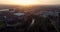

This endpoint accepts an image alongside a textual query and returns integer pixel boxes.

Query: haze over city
[0,0,60,32]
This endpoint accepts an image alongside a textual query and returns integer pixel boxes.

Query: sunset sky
[0,0,60,5]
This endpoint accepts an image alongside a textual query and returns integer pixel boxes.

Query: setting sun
[9,0,39,5]
[0,0,60,5]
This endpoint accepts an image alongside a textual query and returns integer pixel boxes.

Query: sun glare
[10,0,39,5]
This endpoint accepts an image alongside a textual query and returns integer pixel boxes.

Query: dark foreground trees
[0,14,59,32]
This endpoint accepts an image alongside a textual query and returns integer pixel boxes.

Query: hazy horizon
[0,0,60,5]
